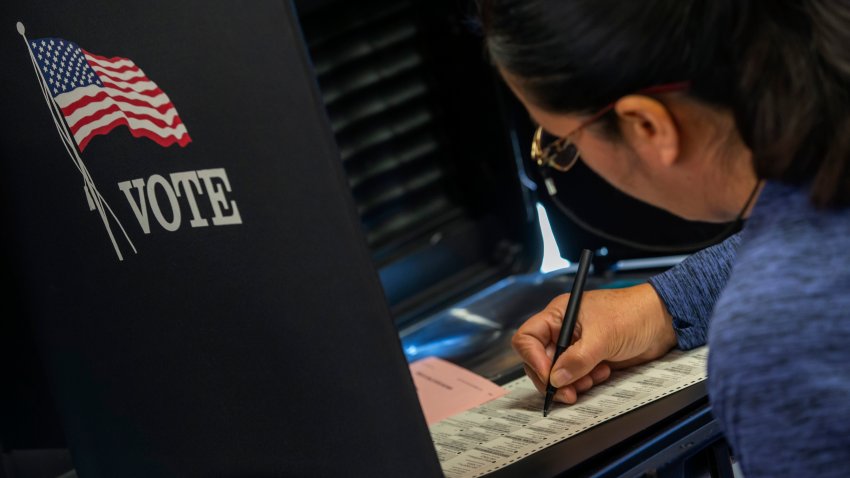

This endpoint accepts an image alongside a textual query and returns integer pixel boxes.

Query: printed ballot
[430,347,708,478]
[410,356,509,425]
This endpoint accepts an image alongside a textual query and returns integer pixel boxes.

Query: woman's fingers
[513,332,551,385]
[512,299,568,384]
[513,285,680,409]
[522,365,613,406]
[523,364,546,393]
[572,375,594,393]
[557,386,577,404]
[590,362,612,383]
[548,334,608,388]
[569,362,611,394]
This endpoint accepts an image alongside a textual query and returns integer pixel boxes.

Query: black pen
[543,248,594,417]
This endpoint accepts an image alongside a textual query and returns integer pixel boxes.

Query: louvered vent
[299,1,462,260]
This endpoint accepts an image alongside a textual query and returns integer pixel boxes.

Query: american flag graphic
[28,37,191,151]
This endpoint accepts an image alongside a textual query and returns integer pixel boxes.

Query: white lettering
[196,168,242,226]
[118,168,242,234]
[146,174,181,232]
[118,178,151,234]
[169,171,209,228]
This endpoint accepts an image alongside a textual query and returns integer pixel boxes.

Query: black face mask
[536,165,762,254]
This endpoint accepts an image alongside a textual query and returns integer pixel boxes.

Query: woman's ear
[614,95,680,167]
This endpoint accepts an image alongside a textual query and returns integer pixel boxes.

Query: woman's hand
[511,283,678,404]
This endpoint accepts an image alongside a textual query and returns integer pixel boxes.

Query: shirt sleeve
[647,233,742,350]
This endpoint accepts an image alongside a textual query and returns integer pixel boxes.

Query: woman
[479,0,850,476]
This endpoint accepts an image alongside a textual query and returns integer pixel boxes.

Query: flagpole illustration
[17,21,136,261]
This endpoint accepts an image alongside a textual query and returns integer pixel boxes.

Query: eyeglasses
[530,81,692,172]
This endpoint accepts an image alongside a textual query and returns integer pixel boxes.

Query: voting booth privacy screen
[0,1,442,476]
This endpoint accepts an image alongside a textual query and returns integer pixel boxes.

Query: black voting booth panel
[0,1,441,476]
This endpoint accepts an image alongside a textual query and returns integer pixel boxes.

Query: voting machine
[1,0,736,477]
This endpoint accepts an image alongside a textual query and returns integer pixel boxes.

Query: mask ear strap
[735,179,764,224]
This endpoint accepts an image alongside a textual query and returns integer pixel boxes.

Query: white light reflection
[536,202,571,273]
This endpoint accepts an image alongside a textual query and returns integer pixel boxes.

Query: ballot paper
[411,356,509,425]
[430,347,708,478]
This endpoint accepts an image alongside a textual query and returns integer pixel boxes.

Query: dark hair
[479,0,850,207]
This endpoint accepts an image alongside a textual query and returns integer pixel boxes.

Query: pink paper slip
[410,356,509,425]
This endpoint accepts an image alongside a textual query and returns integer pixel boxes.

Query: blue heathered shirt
[648,181,850,477]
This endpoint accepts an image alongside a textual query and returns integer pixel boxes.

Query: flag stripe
[75,116,191,151]
[109,88,173,107]
[124,126,191,148]
[81,50,135,68]
[54,85,108,109]
[68,103,122,134]
[91,66,147,82]
[73,110,189,148]
[87,63,141,75]
[76,116,125,150]
[57,87,176,117]
[121,109,184,129]
[68,102,185,136]
[104,90,173,107]
[59,90,113,116]
[95,71,148,85]
[64,97,182,128]
[100,78,162,94]
[56,85,172,109]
